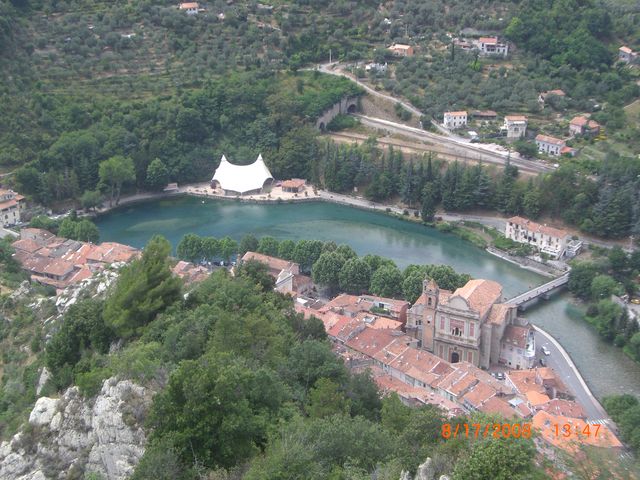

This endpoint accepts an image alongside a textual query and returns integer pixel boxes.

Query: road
[314,62,555,175]
[534,327,611,426]
[355,115,555,175]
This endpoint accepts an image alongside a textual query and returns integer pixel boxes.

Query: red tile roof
[502,324,531,349]
[535,134,565,146]
[508,216,569,239]
[448,279,502,318]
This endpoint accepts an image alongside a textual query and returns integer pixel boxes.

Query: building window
[428,297,432,306]
[440,318,445,330]
[467,351,472,363]
[452,327,462,337]
[469,323,474,337]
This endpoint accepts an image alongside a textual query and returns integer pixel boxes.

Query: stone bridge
[315,95,359,131]
[505,273,570,311]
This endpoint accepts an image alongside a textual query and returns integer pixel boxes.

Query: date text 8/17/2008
[441,423,531,439]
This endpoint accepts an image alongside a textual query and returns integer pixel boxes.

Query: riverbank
[94,184,572,280]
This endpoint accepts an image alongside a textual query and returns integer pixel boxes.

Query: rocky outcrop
[0,378,152,480]
[400,458,451,480]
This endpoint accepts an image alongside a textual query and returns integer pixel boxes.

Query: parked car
[541,346,551,356]
[496,372,505,380]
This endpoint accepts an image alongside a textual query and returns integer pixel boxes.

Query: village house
[532,410,622,451]
[569,115,600,136]
[365,62,387,73]
[505,216,570,259]
[535,134,566,156]
[320,293,410,324]
[475,37,508,57]
[240,251,313,295]
[12,228,139,292]
[470,110,497,121]
[281,179,306,193]
[0,189,24,227]
[388,44,414,57]
[502,115,527,139]
[172,260,209,284]
[406,278,536,369]
[443,111,468,130]
[296,294,588,426]
[178,2,200,14]
[619,46,638,65]
[538,90,566,106]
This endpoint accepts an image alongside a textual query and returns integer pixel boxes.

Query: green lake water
[95,196,640,399]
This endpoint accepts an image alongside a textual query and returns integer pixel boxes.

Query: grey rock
[0,378,152,480]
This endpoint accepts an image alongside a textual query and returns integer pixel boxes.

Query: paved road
[534,327,611,425]
[314,62,557,175]
[356,115,555,175]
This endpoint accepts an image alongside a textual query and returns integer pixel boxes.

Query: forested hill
[0,0,638,217]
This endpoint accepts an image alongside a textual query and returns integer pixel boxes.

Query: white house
[619,46,638,65]
[443,111,468,130]
[505,216,569,259]
[0,189,24,227]
[502,115,527,139]
[535,134,565,156]
[178,2,199,14]
[476,37,509,57]
[388,44,414,57]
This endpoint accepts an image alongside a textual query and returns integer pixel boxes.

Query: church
[406,278,536,370]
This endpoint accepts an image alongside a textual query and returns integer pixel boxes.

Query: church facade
[406,278,535,370]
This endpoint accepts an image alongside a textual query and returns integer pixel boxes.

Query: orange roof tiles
[43,259,75,278]
[508,216,569,239]
[487,303,511,326]
[462,381,497,409]
[532,411,622,451]
[179,2,199,9]
[506,369,546,395]
[445,111,467,116]
[619,46,633,54]
[12,238,42,254]
[449,279,502,318]
[281,179,306,189]
[535,134,565,146]
[526,390,551,407]
[539,399,586,419]
[505,115,527,122]
[479,396,518,418]
[502,324,531,349]
[479,37,498,44]
[570,115,589,127]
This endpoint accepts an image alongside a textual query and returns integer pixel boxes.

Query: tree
[293,240,324,273]
[257,236,280,257]
[339,258,371,294]
[57,217,99,243]
[236,259,275,292]
[421,182,437,222]
[99,155,135,207]
[312,252,347,292]
[80,190,103,211]
[453,437,536,480]
[148,355,288,469]
[177,234,204,263]
[370,265,403,298]
[568,261,600,299]
[219,237,238,263]
[402,270,425,304]
[239,234,259,256]
[201,237,220,262]
[305,378,350,419]
[145,158,169,191]
[590,274,622,300]
[278,240,296,260]
[104,236,182,338]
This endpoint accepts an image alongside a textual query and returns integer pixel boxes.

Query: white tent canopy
[211,154,274,194]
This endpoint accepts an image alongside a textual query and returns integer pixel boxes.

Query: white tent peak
[211,154,274,195]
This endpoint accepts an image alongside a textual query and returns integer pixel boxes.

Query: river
[95,196,640,400]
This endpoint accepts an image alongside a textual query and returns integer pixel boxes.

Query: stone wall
[315,96,359,130]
